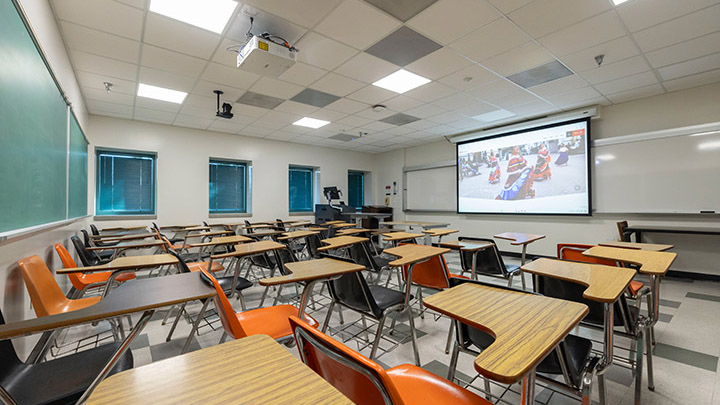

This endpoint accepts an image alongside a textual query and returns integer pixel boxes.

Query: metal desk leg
[520,244,527,290]
[298,279,322,319]
[471,250,478,280]
[521,369,536,405]
[181,298,210,354]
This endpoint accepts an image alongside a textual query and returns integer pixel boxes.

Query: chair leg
[238,292,247,311]
[634,328,644,405]
[259,286,270,307]
[521,271,526,290]
[161,305,176,325]
[507,274,514,287]
[406,306,421,366]
[444,322,454,354]
[338,304,344,325]
[646,327,655,391]
[598,374,607,405]
[369,315,387,361]
[447,340,460,381]
[388,316,397,335]
[322,301,335,333]
[417,286,424,320]
[361,314,370,342]
[219,331,228,344]
[166,302,187,342]
[272,285,283,306]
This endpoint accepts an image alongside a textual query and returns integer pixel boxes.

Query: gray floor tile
[686,292,720,303]
[653,343,718,372]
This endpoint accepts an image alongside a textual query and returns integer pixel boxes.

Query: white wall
[374,83,720,276]
[88,115,377,227]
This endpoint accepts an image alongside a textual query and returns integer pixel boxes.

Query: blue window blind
[347,171,364,209]
[96,150,156,216]
[209,160,247,214]
[289,166,314,212]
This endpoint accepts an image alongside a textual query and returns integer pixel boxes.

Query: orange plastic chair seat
[47,296,101,316]
[387,364,492,405]
[236,305,318,340]
[628,280,643,296]
[74,271,136,290]
[187,261,225,273]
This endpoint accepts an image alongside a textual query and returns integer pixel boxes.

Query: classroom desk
[317,236,368,252]
[422,228,459,244]
[213,240,287,299]
[598,241,674,251]
[322,220,346,226]
[0,272,215,404]
[277,230,320,241]
[622,225,720,243]
[383,244,450,268]
[87,334,351,405]
[99,226,147,233]
[494,232,546,289]
[187,234,252,248]
[346,211,392,226]
[86,240,166,259]
[336,227,373,236]
[285,220,312,228]
[382,220,450,231]
[90,233,157,242]
[330,222,357,229]
[245,229,284,239]
[183,230,234,239]
[381,231,424,246]
[435,239,493,280]
[242,223,276,230]
[423,283,588,405]
[260,258,364,318]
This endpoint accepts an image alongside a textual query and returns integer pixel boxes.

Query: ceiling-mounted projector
[237,35,296,77]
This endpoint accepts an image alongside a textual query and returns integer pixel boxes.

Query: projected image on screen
[457,118,590,215]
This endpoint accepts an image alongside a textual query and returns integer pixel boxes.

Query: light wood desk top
[598,241,673,251]
[278,230,320,241]
[330,223,357,229]
[182,226,211,232]
[58,254,179,274]
[317,236,368,252]
[286,220,311,227]
[423,229,459,237]
[583,246,676,276]
[260,258,365,287]
[337,228,372,236]
[88,334,351,405]
[423,283,588,384]
[494,232,546,245]
[0,272,214,340]
[90,233,157,242]
[436,239,493,251]
[242,223,276,230]
[187,235,252,248]
[308,226,326,232]
[382,232,424,242]
[384,244,450,267]
[182,230,234,239]
[323,220,346,225]
[86,240,166,251]
[383,221,449,228]
[247,229,284,237]
[99,226,147,232]
[522,258,636,303]
[212,240,286,259]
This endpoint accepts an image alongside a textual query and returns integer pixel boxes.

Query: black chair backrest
[71,236,99,266]
[457,237,508,277]
[80,229,92,247]
[306,234,323,259]
[326,226,338,238]
[322,253,383,319]
[0,308,23,373]
[244,220,254,234]
[203,221,209,227]
[89,224,100,236]
[166,249,191,274]
[348,242,380,273]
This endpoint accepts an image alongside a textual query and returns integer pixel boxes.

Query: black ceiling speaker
[214,90,233,119]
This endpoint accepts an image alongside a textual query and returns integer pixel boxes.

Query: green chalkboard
[68,113,88,219]
[0,0,69,232]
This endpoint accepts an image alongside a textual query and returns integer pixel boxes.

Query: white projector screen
[457,118,591,215]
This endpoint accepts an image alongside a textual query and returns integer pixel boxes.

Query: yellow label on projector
[258,41,269,51]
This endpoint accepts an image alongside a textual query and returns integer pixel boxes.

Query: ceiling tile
[645,32,720,69]
[225,8,306,45]
[77,71,137,95]
[538,11,626,56]
[337,115,373,127]
[407,0,500,45]
[486,0,534,14]
[208,119,246,134]
[579,55,650,85]
[138,66,195,92]
[143,13,222,59]
[438,65,498,90]
[428,110,469,124]
[53,0,143,40]
[134,107,177,124]
[141,45,207,78]
[505,99,556,117]
[526,74,588,98]
[249,77,304,99]
[366,26,442,66]
[60,22,140,64]
[202,62,260,89]
[632,4,720,52]
[379,113,421,125]
[404,48,472,80]
[432,93,479,110]
[482,42,556,77]
[236,91,285,109]
[334,52,400,84]
[662,68,720,92]
[263,110,303,124]
[382,125,415,135]
[466,79,525,101]
[355,107,396,119]
[558,36,639,73]
[70,50,138,81]
[291,88,342,107]
[506,61,574,88]
[657,52,720,81]
[450,18,529,62]
[275,100,321,115]
[83,87,135,105]
[315,0,400,49]
[115,0,145,9]
[404,119,439,130]
[403,81,456,102]
[364,0,438,22]
[135,96,183,113]
[242,0,343,28]
[86,99,134,115]
[405,103,447,118]
[173,115,214,130]
[363,121,396,131]
[278,62,327,86]
[179,94,217,117]
[594,71,658,94]
[383,95,424,112]
[617,0,719,33]
[295,32,358,70]
[541,86,602,106]
[325,98,370,114]
[265,131,299,141]
[346,85,396,104]
[454,101,497,117]
[250,118,287,131]
[486,91,541,109]
[509,0,610,38]
[192,80,245,101]
[212,38,241,67]
[605,83,665,104]
[307,108,347,122]
[310,73,365,96]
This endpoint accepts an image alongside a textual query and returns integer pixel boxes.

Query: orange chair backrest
[399,243,450,289]
[557,243,617,266]
[17,255,69,317]
[289,316,401,405]
[53,243,86,290]
[198,267,245,339]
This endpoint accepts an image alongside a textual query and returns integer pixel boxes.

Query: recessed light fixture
[293,117,330,129]
[149,0,238,34]
[137,83,187,104]
[612,0,630,5]
[698,140,720,151]
[373,69,430,94]
[472,109,515,123]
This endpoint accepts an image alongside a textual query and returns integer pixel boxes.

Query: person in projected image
[488,152,501,184]
[496,146,535,200]
[555,143,570,166]
[532,143,552,181]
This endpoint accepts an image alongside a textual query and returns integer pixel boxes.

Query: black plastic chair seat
[96,250,114,261]
[368,285,411,312]
[505,264,520,274]
[215,275,253,295]
[536,334,593,388]
[1,342,133,405]
[372,255,392,269]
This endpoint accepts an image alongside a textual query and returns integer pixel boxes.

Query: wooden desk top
[494,232,546,245]
[436,239,493,251]
[0,273,214,340]
[317,236,368,252]
[583,246,676,276]
[323,220,346,225]
[183,230,234,239]
[212,240,286,259]
[521,258,636,303]
[336,228,372,236]
[423,229,459,237]
[100,226,147,232]
[308,226,326,231]
[384,244,450,267]
[183,226,211,232]
[90,233,157,242]
[330,223,357,229]
[260,258,365,287]
[423,283,588,384]
[88,334,351,405]
[382,232,424,242]
[286,220,311,227]
[86,240,166,251]
[58,254,179,274]
[242,223,275,230]
[187,235,252,248]
[598,241,673,251]
[247,230,284,237]
[383,221,449,227]
[278,230,320,241]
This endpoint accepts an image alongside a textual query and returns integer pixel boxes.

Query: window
[347,171,364,209]
[209,159,248,214]
[96,150,156,216]
[289,166,314,212]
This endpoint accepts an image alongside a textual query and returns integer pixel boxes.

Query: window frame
[95,148,157,217]
[208,158,251,215]
[288,165,316,213]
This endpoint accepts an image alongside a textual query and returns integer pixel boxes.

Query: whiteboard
[592,127,720,214]
[405,164,456,211]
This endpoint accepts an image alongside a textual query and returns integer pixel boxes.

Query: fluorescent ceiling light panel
[612,0,630,4]
[472,109,515,123]
[698,140,720,151]
[293,117,330,129]
[373,69,431,94]
[137,83,187,104]
[149,0,237,34]
[595,154,616,161]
